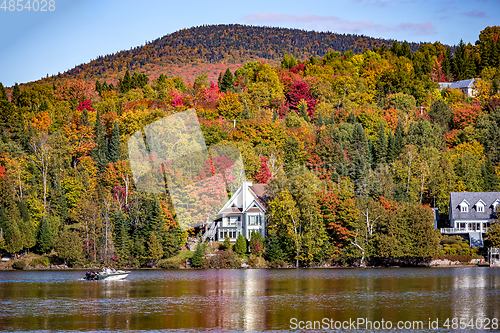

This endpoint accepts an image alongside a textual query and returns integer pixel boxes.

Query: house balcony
[440,227,489,234]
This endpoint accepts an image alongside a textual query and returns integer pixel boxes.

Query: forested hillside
[1,25,500,268]
[31,24,426,86]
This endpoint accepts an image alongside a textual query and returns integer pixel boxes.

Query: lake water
[1,268,500,332]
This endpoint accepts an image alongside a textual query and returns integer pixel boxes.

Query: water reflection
[1,268,500,332]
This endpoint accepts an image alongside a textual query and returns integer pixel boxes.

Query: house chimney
[242,180,252,210]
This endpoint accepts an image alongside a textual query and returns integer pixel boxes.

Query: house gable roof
[218,182,268,215]
[450,192,500,219]
[439,78,476,90]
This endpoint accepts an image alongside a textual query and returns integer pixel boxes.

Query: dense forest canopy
[1,25,500,268]
[23,24,429,87]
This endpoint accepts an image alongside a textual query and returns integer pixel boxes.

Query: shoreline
[0,263,483,271]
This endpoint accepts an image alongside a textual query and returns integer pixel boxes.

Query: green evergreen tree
[375,122,387,165]
[272,109,278,122]
[107,121,121,163]
[36,216,53,254]
[298,102,309,122]
[234,233,247,256]
[147,231,164,262]
[386,131,396,163]
[92,110,108,173]
[283,135,304,171]
[163,229,180,258]
[482,159,499,191]
[0,83,7,101]
[220,68,235,93]
[0,178,23,254]
[394,120,404,157]
[347,111,357,124]
[317,110,324,127]
[79,108,89,127]
[241,102,251,120]
[113,210,131,263]
[119,70,132,93]
[17,201,35,251]
[265,230,284,263]
[221,234,232,251]
[11,83,20,106]
[95,80,101,93]
[191,242,205,268]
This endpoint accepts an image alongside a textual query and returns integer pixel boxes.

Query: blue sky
[0,0,499,87]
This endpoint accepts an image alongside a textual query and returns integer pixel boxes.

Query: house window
[477,205,484,212]
[248,215,259,226]
[228,216,240,226]
[219,230,237,240]
[461,205,468,212]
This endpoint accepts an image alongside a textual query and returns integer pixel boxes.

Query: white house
[203,181,267,242]
[442,192,500,247]
[438,78,476,97]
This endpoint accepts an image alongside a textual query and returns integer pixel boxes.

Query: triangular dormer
[492,199,500,212]
[459,199,470,213]
[475,199,486,213]
[243,199,265,213]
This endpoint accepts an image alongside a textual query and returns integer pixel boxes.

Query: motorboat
[85,268,130,280]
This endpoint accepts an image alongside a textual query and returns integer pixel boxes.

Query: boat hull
[85,270,130,281]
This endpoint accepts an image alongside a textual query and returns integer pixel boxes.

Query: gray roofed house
[443,192,500,247]
[438,78,476,97]
[203,181,268,242]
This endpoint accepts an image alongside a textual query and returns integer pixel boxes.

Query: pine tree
[36,216,53,254]
[79,108,89,127]
[17,201,35,251]
[241,103,251,120]
[107,121,121,163]
[298,101,309,122]
[265,230,283,263]
[95,80,101,93]
[272,109,278,122]
[92,110,108,173]
[191,242,205,268]
[482,159,499,191]
[234,233,247,256]
[220,68,235,93]
[386,131,396,163]
[347,111,357,124]
[221,234,232,251]
[11,83,20,106]
[0,178,23,254]
[317,110,324,127]
[394,120,404,157]
[147,231,163,262]
[375,122,387,165]
[367,138,375,169]
[119,70,132,93]
[113,210,131,262]
[163,229,180,258]
[0,83,7,101]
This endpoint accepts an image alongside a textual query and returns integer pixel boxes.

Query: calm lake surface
[1,267,500,332]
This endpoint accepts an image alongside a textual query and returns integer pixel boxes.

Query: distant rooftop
[438,78,476,90]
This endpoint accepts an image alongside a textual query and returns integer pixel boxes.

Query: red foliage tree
[452,105,482,129]
[286,78,316,115]
[254,156,272,183]
[76,99,95,112]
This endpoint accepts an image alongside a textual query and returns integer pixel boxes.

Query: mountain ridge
[34,24,435,85]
